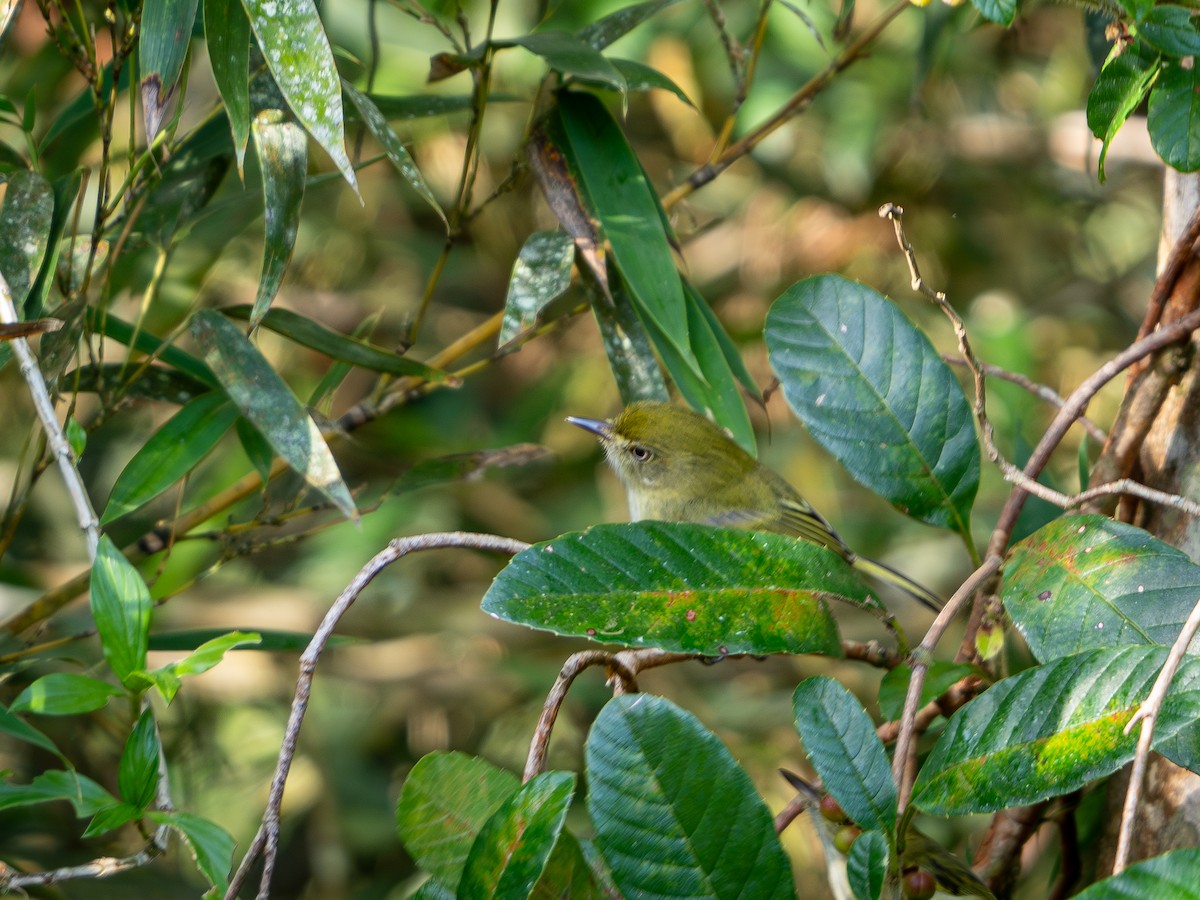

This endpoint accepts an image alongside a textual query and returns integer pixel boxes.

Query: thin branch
[1113,595,1200,874]
[1137,199,1200,340]
[0,846,163,891]
[942,355,1107,444]
[225,532,529,900]
[892,556,1004,815]
[0,269,100,559]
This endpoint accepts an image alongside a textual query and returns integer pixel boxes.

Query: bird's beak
[566,415,614,441]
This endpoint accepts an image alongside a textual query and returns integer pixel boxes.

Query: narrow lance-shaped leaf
[250,75,306,327]
[102,392,240,524]
[766,275,979,536]
[1003,514,1200,663]
[0,770,117,815]
[11,673,124,716]
[793,676,897,834]
[458,771,576,898]
[91,535,152,688]
[150,811,237,893]
[139,0,200,142]
[483,522,865,657]
[241,0,358,192]
[190,309,358,520]
[912,645,1200,816]
[586,694,796,899]
[118,709,160,811]
[342,81,446,225]
[0,169,53,314]
[592,282,669,404]
[577,0,680,49]
[204,0,251,172]
[503,33,625,94]
[499,230,575,347]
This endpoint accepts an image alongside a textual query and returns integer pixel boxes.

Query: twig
[225,532,529,900]
[1113,595,1200,874]
[0,846,163,891]
[942,355,1107,444]
[892,556,1004,815]
[987,306,1200,559]
[0,269,100,559]
[1137,199,1200,340]
[523,647,696,782]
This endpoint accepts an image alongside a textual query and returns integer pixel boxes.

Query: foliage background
[0,0,1165,895]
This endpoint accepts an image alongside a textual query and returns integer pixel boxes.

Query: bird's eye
[630,445,653,462]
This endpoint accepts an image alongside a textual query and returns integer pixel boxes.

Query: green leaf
[66,363,211,404]
[101,392,240,524]
[1003,515,1200,662]
[912,645,1200,815]
[608,59,694,106]
[766,275,979,536]
[204,0,251,172]
[458,771,576,898]
[554,92,694,371]
[249,80,307,327]
[237,417,275,480]
[483,522,856,656]
[577,0,680,49]
[150,631,261,703]
[0,169,53,314]
[679,284,755,454]
[1149,59,1200,172]
[66,416,86,458]
[241,0,357,191]
[342,81,446,225]
[395,751,521,888]
[1087,42,1160,182]
[222,304,455,381]
[499,230,576,347]
[11,673,124,715]
[592,277,670,404]
[877,661,979,720]
[86,307,217,387]
[84,801,143,837]
[190,308,357,520]
[1139,5,1200,56]
[531,830,604,899]
[151,810,236,892]
[148,628,353,651]
[0,705,63,758]
[91,535,152,687]
[118,709,160,811]
[970,0,1016,26]
[793,677,897,834]
[0,770,116,815]
[847,830,888,900]
[586,694,796,899]
[507,33,625,93]
[139,0,200,141]
[1072,847,1200,899]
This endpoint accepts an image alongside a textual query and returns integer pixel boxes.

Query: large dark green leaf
[1072,848,1200,899]
[586,694,796,899]
[395,752,521,888]
[91,536,152,688]
[793,677,897,834]
[190,309,357,519]
[591,285,670,404]
[204,0,251,171]
[458,772,576,898]
[912,646,1200,815]
[577,0,680,49]
[241,0,357,190]
[765,275,979,536]
[101,391,240,524]
[0,169,53,314]
[139,0,200,141]
[483,522,860,657]
[1139,5,1200,56]
[1003,515,1200,662]
[1149,59,1200,172]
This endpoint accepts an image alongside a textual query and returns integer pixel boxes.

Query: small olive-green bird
[567,401,940,612]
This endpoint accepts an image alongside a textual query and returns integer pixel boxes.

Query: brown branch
[225,532,529,900]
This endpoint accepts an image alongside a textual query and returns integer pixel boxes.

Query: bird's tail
[850,554,941,612]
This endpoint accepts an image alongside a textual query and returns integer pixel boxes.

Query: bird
[567,401,940,612]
